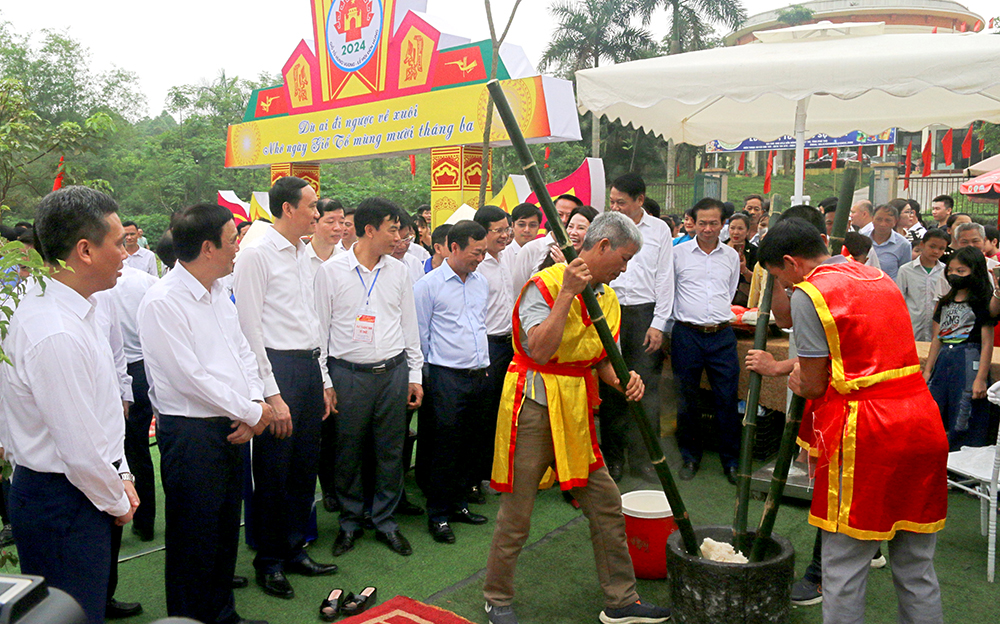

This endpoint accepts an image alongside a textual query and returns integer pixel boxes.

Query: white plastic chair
[946,427,1000,582]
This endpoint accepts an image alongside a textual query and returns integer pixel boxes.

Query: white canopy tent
[576,30,1000,205]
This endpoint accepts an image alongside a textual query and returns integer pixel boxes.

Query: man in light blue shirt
[868,204,912,280]
[413,220,491,545]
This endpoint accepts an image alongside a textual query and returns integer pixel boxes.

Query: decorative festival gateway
[224,0,581,226]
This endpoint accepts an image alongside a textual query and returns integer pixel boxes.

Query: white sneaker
[870,554,887,569]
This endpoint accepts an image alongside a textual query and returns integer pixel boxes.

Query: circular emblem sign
[326,0,383,72]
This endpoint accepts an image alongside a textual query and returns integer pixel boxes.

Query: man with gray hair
[483,211,671,624]
[850,200,874,236]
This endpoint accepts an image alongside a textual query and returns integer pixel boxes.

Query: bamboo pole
[748,166,861,562]
[486,79,701,557]
[732,191,780,555]
[749,394,806,562]
[828,164,860,255]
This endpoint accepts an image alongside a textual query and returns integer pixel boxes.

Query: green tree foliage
[776,5,815,27]
[638,0,746,55]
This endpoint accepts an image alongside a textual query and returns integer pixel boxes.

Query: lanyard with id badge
[353,266,380,343]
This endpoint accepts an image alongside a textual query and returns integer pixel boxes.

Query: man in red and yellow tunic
[759,218,948,624]
[482,212,671,624]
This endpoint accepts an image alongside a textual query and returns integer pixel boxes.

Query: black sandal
[320,588,345,621]
[340,586,377,616]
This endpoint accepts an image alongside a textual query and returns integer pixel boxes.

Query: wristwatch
[119,472,135,483]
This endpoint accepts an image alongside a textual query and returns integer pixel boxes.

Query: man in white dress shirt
[671,197,741,485]
[473,205,515,498]
[600,173,674,482]
[335,205,358,253]
[233,176,338,599]
[391,214,428,284]
[509,196,579,295]
[107,266,159,543]
[305,198,344,279]
[850,200,875,236]
[122,220,159,277]
[316,198,424,558]
[139,203,274,624]
[0,186,139,624]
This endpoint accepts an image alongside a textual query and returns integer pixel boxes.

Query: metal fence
[645,183,695,216]
[898,175,996,221]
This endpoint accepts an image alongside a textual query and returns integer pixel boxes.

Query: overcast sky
[1,0,996,117]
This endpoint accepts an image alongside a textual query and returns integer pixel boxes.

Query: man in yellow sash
[483,212,671,624]
[758,218,947,624]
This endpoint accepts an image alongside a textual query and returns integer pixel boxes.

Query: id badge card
[353,309,376,343]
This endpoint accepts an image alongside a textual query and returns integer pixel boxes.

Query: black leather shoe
[607,463,624,482]
[331,529,363,557]
[450,508,487,525]
[376,530,413,556]
[255,570,294,599]
[724,466,738,486]
[679,461,699,481]
[429,520,456,543]
[286,554,338,576]
[130,525,153,542]
[468,484,486,505]
[322,494,339,513]
[396,497,425,516]
[637,464,659,484]
[105,599,143,619]
[232,575,249,589]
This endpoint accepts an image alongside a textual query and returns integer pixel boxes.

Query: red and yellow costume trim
[794,262,948,540]
[490,264,621,493]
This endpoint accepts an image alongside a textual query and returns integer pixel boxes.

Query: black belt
[487,334,513,344]
[266,347,321,360]
[678,321,731,334]
[430,364,489,378]
[328,351,406,375]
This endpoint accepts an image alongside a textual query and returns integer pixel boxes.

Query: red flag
[904,141,913,189]
[803,149,810,161]
[676,160,680,177]
[52,156,65,191]
[544,145,551,169]
[830,148,838,171]
[980,138,985,153]
[738,151,746,172]
[857,145,863,165]
[932,26,938,34]
[922,133,933,177]
[962,123,974,159]
[974,20,983,32]
[959,22,967,33]
[887,143,894,153]
[763,150,774,194]
[941,129,954,166]
[409,154,416,177]
[818,147,826,158]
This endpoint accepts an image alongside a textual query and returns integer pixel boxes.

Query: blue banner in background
[706,128,896,153]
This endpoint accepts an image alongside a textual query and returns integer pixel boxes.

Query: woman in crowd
[725,212,757,307]
[538,205,600,271]
[923,246,995,450]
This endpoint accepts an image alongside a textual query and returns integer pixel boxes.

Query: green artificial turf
[9,439,1000,624]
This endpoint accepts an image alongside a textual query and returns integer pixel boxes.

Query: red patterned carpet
[342,595,475,624]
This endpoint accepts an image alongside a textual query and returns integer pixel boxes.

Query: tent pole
[793,97,810,205]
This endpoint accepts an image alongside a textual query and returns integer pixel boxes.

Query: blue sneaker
[599,599,671,623]
[485,603,518,624]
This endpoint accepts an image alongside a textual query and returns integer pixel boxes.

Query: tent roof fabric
[576,33,1000,145]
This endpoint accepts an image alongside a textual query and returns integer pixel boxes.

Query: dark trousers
[329,356,408,533]
[10,467,113,624]
[107,524,122,602]
[159,415,243,624]
[672,323,741,469]
[125,360,155,536]
[252,350,324,572]
[418,364,491,521]
[481,338,515,482]
[599,303,662,469]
